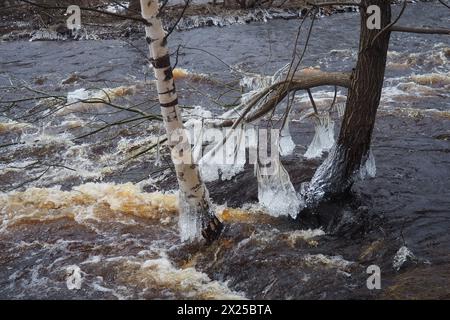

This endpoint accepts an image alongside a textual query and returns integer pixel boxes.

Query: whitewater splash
[0,181,255,299]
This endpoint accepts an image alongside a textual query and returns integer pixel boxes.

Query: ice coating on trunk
[177,191,203,241]
[359,149,376,179]
[256,153,303,219]
[304,114,335,159]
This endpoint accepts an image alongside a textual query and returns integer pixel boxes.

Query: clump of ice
[393,246,416,271]
[238,64,289,106]
[240,63,289,91]
[105,1,128,14]
[65,265,83,290]
[240,74,274,92]
[304,114,335,159]
[256,154,303,219]
[279,116,296,157]
[359,149,376,179]
[20,127,74,148]
[336,102,346,118]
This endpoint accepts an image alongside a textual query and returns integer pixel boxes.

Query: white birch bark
[140,0,222,242]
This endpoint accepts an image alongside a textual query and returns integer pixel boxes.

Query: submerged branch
[390,25,450,35]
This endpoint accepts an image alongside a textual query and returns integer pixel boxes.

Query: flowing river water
[0,2,449,299]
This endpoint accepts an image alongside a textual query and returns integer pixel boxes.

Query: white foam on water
[0,182,179,230]
[60,86,136,115]
[65,265,83,290]
[0,119,33,133]
[303,254,353,271]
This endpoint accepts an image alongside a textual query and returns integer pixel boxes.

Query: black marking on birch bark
[146,36,155,44]
[150,54,171,69]
[159,85,176,95]
[161,37,168,47]
[163,68,174,82]
[191,183,202,193]
[160,98,178,108]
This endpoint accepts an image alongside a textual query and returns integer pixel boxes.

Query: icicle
[279,113,295,157]
[256,131,303,218]
[240,63,289,91]
[304,114,335,159]
[337,102,346,118]
[240,75,273,92]
[256,157,303,219]
[359,149,376,179]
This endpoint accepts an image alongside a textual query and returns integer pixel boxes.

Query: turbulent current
[0,2,449,299]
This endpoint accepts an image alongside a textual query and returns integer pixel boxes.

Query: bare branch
[438,0,450,10]
[371,0,407,47]
[390,25,450,35]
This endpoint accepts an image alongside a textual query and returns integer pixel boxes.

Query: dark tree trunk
[305,0,391,207]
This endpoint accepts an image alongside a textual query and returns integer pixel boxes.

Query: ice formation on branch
[256,130,303,218]
[256,156,303,219]
[336,103,346,118]
[304,114,335,159]
[239,64,290,105]
[279,112,296,157]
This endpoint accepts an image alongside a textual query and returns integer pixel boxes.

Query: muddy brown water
[0,2,449,299]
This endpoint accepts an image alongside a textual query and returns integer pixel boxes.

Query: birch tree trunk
[305,0,391,207]
[140,0,222,242]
